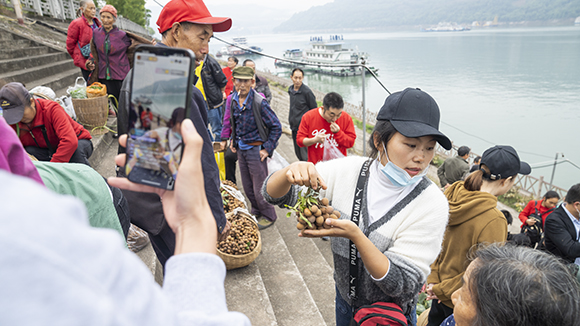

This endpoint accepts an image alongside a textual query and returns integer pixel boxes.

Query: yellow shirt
[194,60,206,100]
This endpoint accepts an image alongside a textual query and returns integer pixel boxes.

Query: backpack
[521,201,554,248]
[350,302,407,326]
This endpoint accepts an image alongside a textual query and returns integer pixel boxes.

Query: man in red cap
[117,0,232,267]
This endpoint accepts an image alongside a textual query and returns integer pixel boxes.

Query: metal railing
[1,0,149,35]
[435,145,568,200]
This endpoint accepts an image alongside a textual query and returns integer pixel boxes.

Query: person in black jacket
[200,54,228,141]
[116,0,231,266]
[288,68,317,161]
[544,183,580,266]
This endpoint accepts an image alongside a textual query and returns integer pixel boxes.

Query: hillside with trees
[274,0,580,32]
[105,0,150,27]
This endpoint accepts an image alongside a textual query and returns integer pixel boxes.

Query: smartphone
[125,45,195,190]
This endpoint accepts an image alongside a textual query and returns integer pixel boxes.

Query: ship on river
[275,35,378,77]
[216,37,262,57]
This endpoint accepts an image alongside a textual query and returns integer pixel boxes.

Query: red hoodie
[296,107,356,164]
[12,99,91,163]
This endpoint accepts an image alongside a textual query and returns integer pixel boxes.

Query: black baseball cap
[480,145,531,180]
[377,88,452,150]
[0,82,30,125]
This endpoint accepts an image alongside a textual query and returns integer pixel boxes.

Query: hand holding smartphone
[125,45,195,190]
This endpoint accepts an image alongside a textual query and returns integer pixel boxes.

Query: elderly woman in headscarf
[87,5,157,104]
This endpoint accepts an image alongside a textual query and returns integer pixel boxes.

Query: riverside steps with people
[2,1,580,326]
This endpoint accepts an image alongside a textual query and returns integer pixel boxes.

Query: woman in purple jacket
[86,5,131,103]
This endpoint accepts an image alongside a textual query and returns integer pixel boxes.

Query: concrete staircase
[223,133,337,326]
[0,27,80,96]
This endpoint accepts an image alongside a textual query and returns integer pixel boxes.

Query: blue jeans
[207,105,223,141]
[335,287,418,326]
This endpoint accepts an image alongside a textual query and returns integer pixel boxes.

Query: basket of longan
[221,181,247,214]
[216,210,262,270]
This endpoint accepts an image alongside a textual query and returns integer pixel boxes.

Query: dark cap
[480,145,531,180]
[377,88,452,150]
[156,0,232,34]
[232,66,254,80]
[0,82,30,125]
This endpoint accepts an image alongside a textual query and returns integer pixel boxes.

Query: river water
[210,27,580,189]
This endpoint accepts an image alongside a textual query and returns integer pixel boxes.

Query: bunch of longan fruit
[286,188,341,230]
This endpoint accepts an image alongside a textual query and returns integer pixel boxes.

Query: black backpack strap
[251,91,269,143]
[349,159,372,311]
[40,125,55,160]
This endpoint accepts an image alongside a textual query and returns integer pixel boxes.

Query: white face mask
[379,143,427,187]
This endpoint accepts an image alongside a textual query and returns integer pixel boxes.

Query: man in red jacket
[296,92,356,164]
[0,83,93,165]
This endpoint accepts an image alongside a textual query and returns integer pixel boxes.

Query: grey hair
[79,0,93,9]
[468,244,580,326]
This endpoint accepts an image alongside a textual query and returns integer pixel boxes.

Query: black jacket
[255,75,272,104]
[117,54,226,238]
[288,83,317,131]
[544,205,580,264]
[200,54,228,109]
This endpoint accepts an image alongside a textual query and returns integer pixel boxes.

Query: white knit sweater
[264,156,449,314]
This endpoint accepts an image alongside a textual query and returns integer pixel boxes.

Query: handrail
[1,0,149,35]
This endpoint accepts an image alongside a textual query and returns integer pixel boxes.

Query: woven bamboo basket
[217,211,262,270]
[71,95,108,135]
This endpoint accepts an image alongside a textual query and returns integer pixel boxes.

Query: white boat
[216,37,262,57]
[575,16,580,25]
[275,35,378,77]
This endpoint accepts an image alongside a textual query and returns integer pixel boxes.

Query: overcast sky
[146,0,334,37]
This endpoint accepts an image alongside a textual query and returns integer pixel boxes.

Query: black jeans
[291,130,308,162]
[225,146,237,184]
[426,299,454,326]
[25,139,93,166]
[99,79,123,104]
[81,68,91,83]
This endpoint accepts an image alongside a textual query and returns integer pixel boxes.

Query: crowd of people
[1,0,579,325]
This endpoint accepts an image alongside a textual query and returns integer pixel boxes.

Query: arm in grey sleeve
[261,173,299,208]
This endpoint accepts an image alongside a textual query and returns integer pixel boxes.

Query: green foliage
[416,291,431,316]
[316,100,323,107]
[106,0,149,27]
[352,117,373,134]
[431,155,445,167]
[498,187,532,212]
[274,0,580,32]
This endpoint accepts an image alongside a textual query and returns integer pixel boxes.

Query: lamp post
[549,152,563,189]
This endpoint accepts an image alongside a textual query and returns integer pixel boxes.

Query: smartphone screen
[125,46,194,190]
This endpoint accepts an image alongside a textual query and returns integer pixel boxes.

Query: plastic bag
[56,95,76,120]
[67,77,87,99]
[30,86,56,100]
[214,151,226,181]
[322,136,345,162]
[87,82,107,98]
[267,150,289,174]
[127,224,150,253]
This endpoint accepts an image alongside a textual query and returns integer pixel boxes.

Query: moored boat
[275,35,378,77]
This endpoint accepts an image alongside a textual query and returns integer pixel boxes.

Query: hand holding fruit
[330,122,340,133]
[312,131,328,144]
[284,162,327,190]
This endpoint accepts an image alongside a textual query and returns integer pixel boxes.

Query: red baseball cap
[156,0,232,34]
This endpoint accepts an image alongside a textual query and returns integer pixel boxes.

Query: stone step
[254,222,326,326]
[225,263,277,326]
[274,207,336,325]
[0,52,71,73]
[0,31,15,40]
[0,59,76,86]
[0,38,35,48]
[0,46,54,60]
[26,67,81,96]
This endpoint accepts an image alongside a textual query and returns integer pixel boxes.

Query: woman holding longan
[263,88,451,326]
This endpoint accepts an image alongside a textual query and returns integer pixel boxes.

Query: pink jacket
[66,14,101,69]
